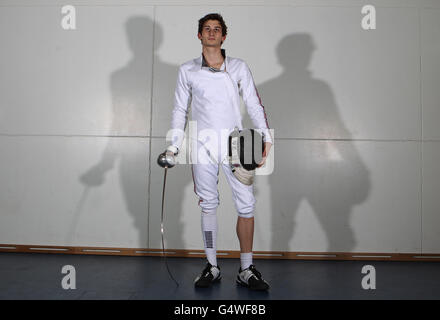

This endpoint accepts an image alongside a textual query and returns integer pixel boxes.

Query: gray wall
[0,0,439,254]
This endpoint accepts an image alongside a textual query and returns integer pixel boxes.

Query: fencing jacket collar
[199,48,227,72]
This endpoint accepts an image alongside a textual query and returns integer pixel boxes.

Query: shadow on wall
[255,33,371,252]
[70,16,184,250]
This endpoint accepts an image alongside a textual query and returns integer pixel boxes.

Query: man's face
[198,20,226,47]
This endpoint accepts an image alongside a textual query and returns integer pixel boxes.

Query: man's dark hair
[198,13,228,37]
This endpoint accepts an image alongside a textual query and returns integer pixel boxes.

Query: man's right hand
[157,146,178,168]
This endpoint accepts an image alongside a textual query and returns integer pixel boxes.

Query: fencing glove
[157,145,178,168]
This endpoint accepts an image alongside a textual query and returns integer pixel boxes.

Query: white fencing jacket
[170,49,273,163]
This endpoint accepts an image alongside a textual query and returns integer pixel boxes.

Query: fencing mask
[228,127,264,185]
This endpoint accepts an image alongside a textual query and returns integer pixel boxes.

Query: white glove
[166,145,179,156]
[157,145,178,168]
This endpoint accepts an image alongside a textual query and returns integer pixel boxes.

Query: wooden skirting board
[0,243,440,262]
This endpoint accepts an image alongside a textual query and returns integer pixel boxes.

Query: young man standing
[163,13,273,291]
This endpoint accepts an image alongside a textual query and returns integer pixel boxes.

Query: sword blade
[160,167,179,287]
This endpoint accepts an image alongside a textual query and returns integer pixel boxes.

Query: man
[163,13,273,291]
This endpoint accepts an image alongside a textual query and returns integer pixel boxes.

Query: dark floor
[0,252,439,300]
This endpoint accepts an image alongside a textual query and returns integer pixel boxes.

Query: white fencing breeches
[190,147,256,218]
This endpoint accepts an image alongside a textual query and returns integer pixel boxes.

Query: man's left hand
[257,142,272,168]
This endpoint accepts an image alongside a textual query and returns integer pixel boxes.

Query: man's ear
[197,32,202,40]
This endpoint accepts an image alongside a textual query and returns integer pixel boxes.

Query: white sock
[240,252,253,270]
[201,210,217,267]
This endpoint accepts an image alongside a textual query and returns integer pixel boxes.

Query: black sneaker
[236,264,270,291]
[194,262,221,288]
